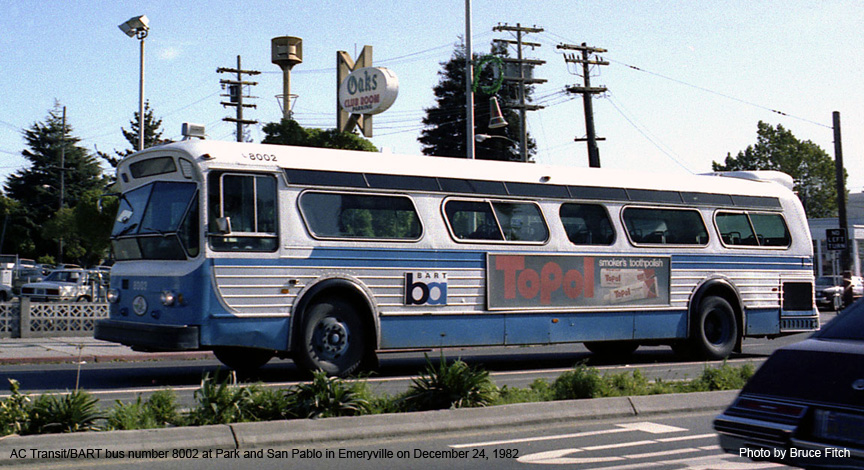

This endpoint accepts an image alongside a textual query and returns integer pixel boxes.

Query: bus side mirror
[216,217,232,234]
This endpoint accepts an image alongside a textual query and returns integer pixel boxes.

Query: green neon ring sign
[472,55,504,95]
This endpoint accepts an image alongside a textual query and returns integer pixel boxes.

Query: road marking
[567,453,783,470]
[584,440,657,451]
[515,431,717,466]
[450,421,687,449]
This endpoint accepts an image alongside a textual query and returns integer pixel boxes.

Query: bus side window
[298,191,422,240]
[492,202,548,242]
[444,200,503,241]
[559,203,615,245]
[623,207,708,246]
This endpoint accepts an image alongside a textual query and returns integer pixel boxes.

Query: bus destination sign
[487,254,670,310]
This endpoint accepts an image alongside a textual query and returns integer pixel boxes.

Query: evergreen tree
[262,119,377,152]
[3,104,107,261]
[419,41,535,161]
[713,121,841,218]
[99,101,166,168]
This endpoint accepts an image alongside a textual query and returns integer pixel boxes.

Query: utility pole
[493,23,546,162]
[558,43,608,168]
[833,111,851,276]
[217,56,260,142]
[58,106,66,263]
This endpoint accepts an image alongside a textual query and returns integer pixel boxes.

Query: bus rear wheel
[213,347,274,372]
[689,296,738,360]
[295,298,366,377]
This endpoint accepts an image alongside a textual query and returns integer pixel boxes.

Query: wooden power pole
[558,43,608,168]
[218,55,260,142]
[493,23,546,162]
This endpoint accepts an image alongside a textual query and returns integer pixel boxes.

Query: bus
[95,137,819,376]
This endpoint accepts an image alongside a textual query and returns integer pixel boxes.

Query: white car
[20,269,106,302]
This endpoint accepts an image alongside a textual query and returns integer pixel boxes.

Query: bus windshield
[111,181,199,260]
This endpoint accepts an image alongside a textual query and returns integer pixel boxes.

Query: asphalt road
[4,410,793,470]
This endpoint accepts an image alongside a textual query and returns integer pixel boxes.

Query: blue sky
[2,1,863,193]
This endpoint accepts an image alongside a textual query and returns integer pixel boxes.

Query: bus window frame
[208,171,279,252]
[297,189,425,242]
[442,197,550,245]
[621,205,710,247]
[714,210,792,250]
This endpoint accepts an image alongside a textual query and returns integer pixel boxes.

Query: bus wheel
[689,296,738,360]
[213,347,273,372]
[583,341,638,358]
[295,298,366,377]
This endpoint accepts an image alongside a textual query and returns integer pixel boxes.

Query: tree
[261,119,377,152]
[713,121,841,219]
[419,41,535,161]
[99,101,166,168]
[3,104,108,262]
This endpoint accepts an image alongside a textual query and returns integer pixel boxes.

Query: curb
[0,351,214,365]
[0,389,738,464]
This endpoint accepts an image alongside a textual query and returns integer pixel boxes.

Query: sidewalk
[0,335,213,365]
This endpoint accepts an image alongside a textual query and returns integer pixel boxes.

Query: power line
[606,94,693,173]
[612,59,832,129]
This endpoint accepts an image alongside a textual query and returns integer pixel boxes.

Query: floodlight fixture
[118,15,149,38]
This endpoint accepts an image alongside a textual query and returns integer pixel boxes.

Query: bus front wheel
[295,298,366,377]
[689,296,738,360]
[213,347,274,372]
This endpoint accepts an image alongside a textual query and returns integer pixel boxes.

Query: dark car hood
[742,338,864,410]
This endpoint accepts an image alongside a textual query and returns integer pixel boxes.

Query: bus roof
[126,140,794,200]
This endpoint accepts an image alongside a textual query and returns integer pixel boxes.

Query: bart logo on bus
[488,254,670,309]
[405,272,448,305]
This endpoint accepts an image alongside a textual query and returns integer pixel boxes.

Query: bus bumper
[94,320,200,351]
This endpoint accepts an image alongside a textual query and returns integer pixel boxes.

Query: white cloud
[158,46,180,61]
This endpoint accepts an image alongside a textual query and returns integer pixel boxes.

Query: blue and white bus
[95,137,819,376]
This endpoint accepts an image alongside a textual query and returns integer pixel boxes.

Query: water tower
[271,36,303,119]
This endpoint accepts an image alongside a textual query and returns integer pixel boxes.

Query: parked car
[714,299,864,469]
[846,276,864,307]
[0,284,12,301]
[20,269,106,302]
[815,276,843,311]
[11,267,46,294]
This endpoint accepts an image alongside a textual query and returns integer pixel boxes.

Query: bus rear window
[129,157,177,178]
[716,211,790,248]
[299,191,422,240]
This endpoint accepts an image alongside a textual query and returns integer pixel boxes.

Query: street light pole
[465,0,474,159]
[119,15,150,151]
[137,29,146,151]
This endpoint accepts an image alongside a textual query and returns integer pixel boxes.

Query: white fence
[0,298,108,338]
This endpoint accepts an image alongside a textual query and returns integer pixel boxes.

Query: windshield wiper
[113,223,138,238]
[143,227,173,237]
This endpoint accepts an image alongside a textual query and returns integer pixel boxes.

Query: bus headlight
[160,290,176,306]
[106,289,120,303]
